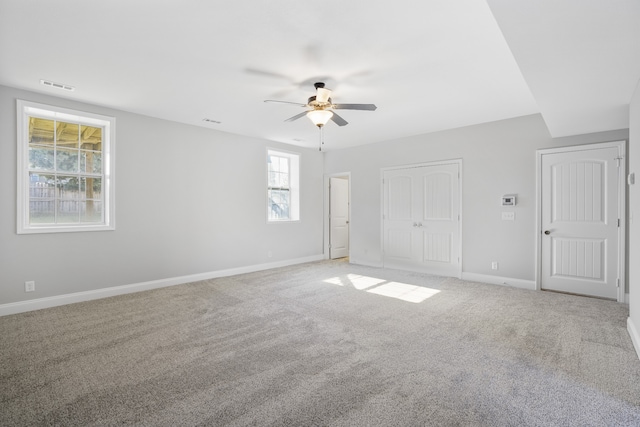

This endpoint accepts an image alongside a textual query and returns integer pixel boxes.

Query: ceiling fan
[264,82,377,128]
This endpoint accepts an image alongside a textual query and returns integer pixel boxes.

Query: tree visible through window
[267,149,299,222]
[17,100,115,233]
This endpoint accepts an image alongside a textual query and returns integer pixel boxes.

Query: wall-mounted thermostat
[502,194,517,206]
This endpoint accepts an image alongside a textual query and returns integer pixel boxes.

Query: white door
[540,143,624,300]
[330,177,349,259]
[383,162,461,276]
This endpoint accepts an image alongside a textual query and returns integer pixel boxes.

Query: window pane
[269,171,289,188]
[29,173,56,224]
[276,157,288,172]
[81,200,103,223]
[268,189,290,220]
[29,146,55,171]
[92,152,102,174]
[56,149,78,173]
[80,177,102,200]
[268,155,290,189]
[80,151,102,174]
[29,117,54,146]
[56,122,79,149]
[269,156,288,173]
[278,172,289,188]
[81,125,102,150]
[59,176,80,199]
[57,176,80,223]
[57,200,80,223]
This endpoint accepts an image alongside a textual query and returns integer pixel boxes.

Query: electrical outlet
[501,212,515,221]
[25,281,35,292]
[491,262,498,270]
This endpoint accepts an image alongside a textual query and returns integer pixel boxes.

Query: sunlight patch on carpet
[367,281,440,303]
[324,274,386,290]
[323,274,441,303]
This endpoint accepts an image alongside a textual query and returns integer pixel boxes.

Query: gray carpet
[2,259,640,426]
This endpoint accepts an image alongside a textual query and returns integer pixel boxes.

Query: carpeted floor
[2,259,640,426]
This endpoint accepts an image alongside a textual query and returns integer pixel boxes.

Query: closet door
[383,162,461,277]
[539,144,623,300]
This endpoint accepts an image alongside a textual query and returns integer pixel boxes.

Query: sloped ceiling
[0,1,638,150]
[487,0,640,138]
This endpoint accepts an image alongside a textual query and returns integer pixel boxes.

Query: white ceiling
[1,0,639,151]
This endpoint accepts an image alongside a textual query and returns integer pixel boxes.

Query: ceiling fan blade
[330,112,349,126]
[245,68,291,81]
[284,111,309,122]
[264,100,307,107]
[332,103,377,111]
[316,87,332,103]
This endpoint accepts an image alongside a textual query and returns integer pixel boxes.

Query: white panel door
[384,171,414,263]
[540,146,622,299]
[383,162,460,276]
[330,177,349,259]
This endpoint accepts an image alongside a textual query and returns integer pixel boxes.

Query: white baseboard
[627,317,640,361]
[0,255,324,317]
[348,258,383,268]
[461,272,536,291]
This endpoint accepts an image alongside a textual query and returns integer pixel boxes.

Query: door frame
[535,141,626,302]
[380,159,463,278]
[324,172,351,260]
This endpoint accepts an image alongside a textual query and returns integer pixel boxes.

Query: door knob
[544,230,551,235]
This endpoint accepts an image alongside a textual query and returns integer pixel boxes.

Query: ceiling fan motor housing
[265,80,375,129]
[307,95,333,109]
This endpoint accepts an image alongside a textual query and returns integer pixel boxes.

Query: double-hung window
[267,149,299,222]
[17,100,115,233]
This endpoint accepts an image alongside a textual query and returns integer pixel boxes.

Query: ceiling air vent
[40,79,75,92]
[202,118,221,124]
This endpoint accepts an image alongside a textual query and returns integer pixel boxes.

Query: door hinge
[617,278,620,288]
[618,218,620,227]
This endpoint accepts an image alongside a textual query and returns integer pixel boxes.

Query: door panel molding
[324,172,351,261]
[329,176,350,259]
[382,159,462,278]
[536,141,626,302]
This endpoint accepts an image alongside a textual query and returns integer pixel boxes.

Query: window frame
[266,148,300,223]
[16,99,116,234]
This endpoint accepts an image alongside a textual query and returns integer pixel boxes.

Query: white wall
[628,79,640,357]
[323,114,629,284]
[0,85,324,307]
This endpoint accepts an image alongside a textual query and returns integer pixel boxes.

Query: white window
[267,149,300,222]
[16,100,115,234]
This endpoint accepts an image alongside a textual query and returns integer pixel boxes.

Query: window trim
[16,99,116,234]
[266,148,300,223]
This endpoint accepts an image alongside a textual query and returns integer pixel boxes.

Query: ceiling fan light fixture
[307,109,333,127]
[316,87,332,103]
